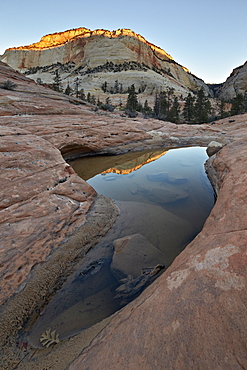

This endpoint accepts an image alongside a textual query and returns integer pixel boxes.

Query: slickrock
[0,126,96,304]
[0,60,246,369]
[69,138,247,370]
[0,61,89,116]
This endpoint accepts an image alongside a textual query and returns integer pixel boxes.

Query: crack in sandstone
[1,161,71,188]
[208,228,247,235]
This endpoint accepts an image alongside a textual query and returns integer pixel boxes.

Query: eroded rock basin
[28,147,214,346]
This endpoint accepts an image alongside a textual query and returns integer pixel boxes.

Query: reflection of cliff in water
[101,150,168,175]
[69,149,168,181]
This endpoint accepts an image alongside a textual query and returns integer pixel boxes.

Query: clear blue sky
[0,0,246,83]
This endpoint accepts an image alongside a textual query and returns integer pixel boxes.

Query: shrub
[1,80,17,90]
[100,103,115,112]
[125,109,138,118]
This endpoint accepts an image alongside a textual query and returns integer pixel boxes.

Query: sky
[0,0,246,83]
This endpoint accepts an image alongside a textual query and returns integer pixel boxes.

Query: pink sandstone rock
[0,61,246,369]
[69,139,247,370]
[0,126,96,304]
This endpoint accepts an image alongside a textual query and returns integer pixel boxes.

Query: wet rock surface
[0,61,246,369]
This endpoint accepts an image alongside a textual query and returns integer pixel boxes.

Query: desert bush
[100,103,115,112]
[0,80,17,90]
[125,109,138,118]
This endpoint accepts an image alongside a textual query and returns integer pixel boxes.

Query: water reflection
[29,147,214,346]
[85,147,214,240]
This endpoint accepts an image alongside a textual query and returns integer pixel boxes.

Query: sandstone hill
[0,60,246,369]
[216,61,247,100]
[0,27,211,105]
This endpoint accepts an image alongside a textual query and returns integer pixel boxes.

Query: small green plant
[1,79,17,90]
[36,77,43,85]
[65,83,73,96]
[53,70,63,92]
[40,328,60,347]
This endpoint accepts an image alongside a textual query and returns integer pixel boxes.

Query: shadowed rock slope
[0,61,246,369]
[216,61,247,100]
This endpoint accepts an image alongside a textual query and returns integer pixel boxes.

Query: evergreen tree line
[125,85,212,123]
[101,80,147,94]
[228,92,247,116]
[124,85,247,122]
[50,71,247,123]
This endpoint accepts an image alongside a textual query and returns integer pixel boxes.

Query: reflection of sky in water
[29,147,215,346]
[87,147,215,253]
[88,147,213,208]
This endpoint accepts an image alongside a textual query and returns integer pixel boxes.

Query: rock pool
[28,147,214,346]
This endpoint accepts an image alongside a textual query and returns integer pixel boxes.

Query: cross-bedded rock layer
[0,28,210,99]
[0,60,246,369]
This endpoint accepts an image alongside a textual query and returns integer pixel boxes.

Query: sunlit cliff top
[7,27,174,61]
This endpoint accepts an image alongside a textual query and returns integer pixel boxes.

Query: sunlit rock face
[216,61,247,99]
[0,28,210,98]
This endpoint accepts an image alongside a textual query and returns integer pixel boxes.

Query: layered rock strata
[0,28,210,99]
[0,61,246,369]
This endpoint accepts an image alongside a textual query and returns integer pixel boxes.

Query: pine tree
[65,83,73,96]
[78,88,85,100]
[243,91,247,112]
[91,95,96,105]
[143,100,152,117]
[153,90,170,120]
[230,93,244,115]
[166,87,175,113]
[125,84,138,113]
[168,96,180,123]
[153,92,160,118]
[183,93,195,122]
[106,97,111,105]
[159,91,168,119]
[194,88,211,123]
[74,77,80,98]
[137,101,143,112]
[53,70,63,92]
[102,81,108,93]
[219,99,227,119]
[114,80,119,94]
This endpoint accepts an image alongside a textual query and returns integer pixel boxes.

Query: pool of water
[28,147,215,347]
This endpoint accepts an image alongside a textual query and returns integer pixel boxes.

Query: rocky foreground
[0,61,246,369]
